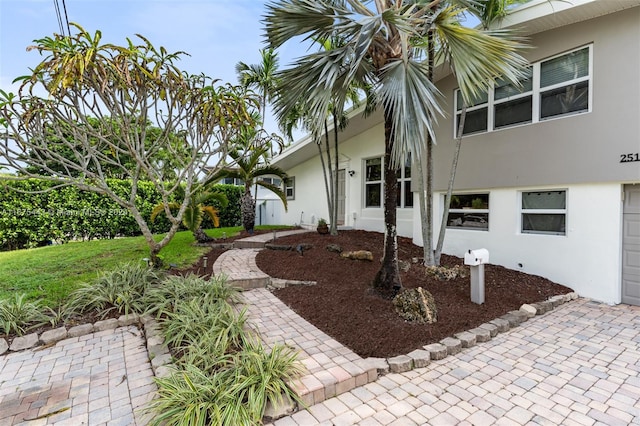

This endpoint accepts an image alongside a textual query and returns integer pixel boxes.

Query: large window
[365,158,382,207]
[521,190,566,235]
[447,193,489,231]
[397,154,413,208]
[455,45,591,135]
[365,156,413,208]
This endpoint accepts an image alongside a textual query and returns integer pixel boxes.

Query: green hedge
[0,179,243,251]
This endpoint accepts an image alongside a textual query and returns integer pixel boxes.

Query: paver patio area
[0,326,154,426]
[270,298,640,425]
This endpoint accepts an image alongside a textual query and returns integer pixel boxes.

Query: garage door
[622,185,640,305]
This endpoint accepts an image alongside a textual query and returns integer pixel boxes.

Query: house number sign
[620,153,640,163]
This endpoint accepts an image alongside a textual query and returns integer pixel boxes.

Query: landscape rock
[440,337,462,355]
[94,318,119,331]
[489,318,510,333]
[392,287,437,324]
[40,327,68,344]
[10,333,39,351]
[407,349,430,368]
[520,304,538,318]
[263,393,296,422]
[387,355,413,373]
[0,338,8,355]
[340,250,373,261]
[68,323,94,337]
[479,322,499,337]
[454,331,477,348]
[469,327,491,343]
[118,313,139,327]
[423,343,448,360]
[326,244,343,253]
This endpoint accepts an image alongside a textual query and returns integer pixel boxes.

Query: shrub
[143,273,240,318]
[66,262,162,318]
[0,294,49,336]
[147,341,303,426]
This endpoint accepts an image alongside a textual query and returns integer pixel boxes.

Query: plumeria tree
[0,24,256,265]
[265,0,527,296]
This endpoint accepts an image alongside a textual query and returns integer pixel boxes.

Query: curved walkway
[1,232,639,425]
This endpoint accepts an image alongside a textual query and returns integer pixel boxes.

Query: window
[365,156,413,209]
[365,158,382,207]
[521,190,566,235]
[447,193,489,231]
[258,177,282,187]
[397,154,413,208]
[454,45,591,135]
[220,177,244,186]
[284,177,295,200]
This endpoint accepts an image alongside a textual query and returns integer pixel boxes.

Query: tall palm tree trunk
[241,188,256,234]
[373,110,402,297]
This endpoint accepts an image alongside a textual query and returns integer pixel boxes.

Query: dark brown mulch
[255,230,572,358]
[181,229,573,358]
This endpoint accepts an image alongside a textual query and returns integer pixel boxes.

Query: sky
[0,0,305,135]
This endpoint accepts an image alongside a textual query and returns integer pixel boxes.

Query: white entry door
[622,185,640,305]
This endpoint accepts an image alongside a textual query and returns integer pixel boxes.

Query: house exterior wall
[409,7,640,304]
[416,183,624,304]
[430,8,640,191]
[278,123,415,237]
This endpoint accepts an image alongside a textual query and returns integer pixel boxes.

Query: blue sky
[0,0,304,134]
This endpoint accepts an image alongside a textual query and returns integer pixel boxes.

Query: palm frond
[433,5,529,104]
[378,58,443,166]
[200,206,220,228]
[256,180,289,212]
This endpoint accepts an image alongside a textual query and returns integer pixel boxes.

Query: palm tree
[208,145,288,234]
[279,35,373,236]
[265,0,527,297]
[151,186,228,243]
[236,49,284,156]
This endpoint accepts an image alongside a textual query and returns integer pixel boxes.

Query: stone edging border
[368,292,579,377]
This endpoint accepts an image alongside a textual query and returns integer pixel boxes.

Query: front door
[622,185,640,305]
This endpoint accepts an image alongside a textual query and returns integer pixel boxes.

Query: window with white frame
[220,177,244,186]
[284,177,295,200]
[521,190,566,235]
[365,157,382,207]
[365,156,413,208]
[447,193,489,231]
[455,45,591,135]
[258,177,282,187]
[396,154,413,208]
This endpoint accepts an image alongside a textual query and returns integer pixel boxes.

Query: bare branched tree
[0,24,257,265]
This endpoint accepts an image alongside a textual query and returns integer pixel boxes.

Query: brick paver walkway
[270,298,640,425]
[0,326,154,426]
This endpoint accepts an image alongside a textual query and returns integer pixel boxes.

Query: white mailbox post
[464,248,489,304]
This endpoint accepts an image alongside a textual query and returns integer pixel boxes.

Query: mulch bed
[253,230,572,358]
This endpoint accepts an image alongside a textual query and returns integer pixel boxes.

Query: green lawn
[0,225,291,306]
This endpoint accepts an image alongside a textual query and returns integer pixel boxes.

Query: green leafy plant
[147,340,304,426]
[65,262,162,318]
[0,293,49,336]
[162,298,250,365]
[143,273,240,318]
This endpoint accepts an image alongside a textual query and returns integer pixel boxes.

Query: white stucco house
[269,0,640,306]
